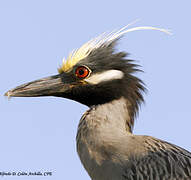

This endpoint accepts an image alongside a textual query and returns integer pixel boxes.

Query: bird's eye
[75,66,90,78]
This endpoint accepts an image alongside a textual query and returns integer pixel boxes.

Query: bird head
[5,25,169,120]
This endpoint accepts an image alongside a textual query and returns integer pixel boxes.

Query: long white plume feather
[58,22,171,73]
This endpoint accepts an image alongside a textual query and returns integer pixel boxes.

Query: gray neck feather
[77,97,133,137]
[94,97,132,133]
[76,97,134,176]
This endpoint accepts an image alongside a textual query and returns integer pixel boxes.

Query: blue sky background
[1,0,191,179]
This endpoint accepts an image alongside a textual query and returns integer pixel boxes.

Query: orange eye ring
[75,66,90,78]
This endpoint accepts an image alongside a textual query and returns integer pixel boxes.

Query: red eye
[75,66,90,78]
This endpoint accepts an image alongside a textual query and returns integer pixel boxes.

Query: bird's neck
[76,97,134,175]
[78,97,134,135]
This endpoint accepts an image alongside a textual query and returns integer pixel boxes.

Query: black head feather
[64,39,146,132]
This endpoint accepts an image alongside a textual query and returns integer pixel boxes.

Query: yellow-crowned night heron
[5,26,191,180]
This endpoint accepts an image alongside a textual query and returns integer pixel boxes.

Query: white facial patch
[84,70,124,84]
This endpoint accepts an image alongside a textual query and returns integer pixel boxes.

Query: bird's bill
[4,74,70,98]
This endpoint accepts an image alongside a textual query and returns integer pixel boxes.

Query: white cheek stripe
[84,70,124,84]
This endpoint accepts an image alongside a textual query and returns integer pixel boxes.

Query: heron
[5,25,191,180]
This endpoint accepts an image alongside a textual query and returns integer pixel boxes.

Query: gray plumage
[5,26,191,180]
[77,98,191,180]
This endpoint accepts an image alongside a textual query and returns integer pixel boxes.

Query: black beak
[4,74,71,98]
